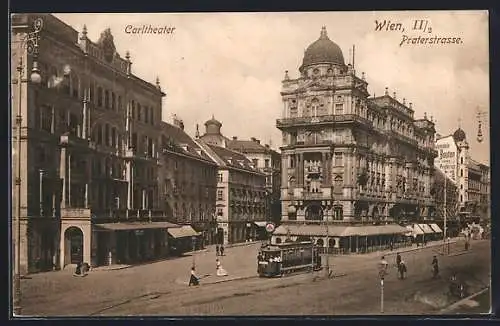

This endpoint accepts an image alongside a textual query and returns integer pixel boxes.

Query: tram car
[257,241,322,277]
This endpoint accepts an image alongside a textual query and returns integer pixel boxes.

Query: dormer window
[313,68,320,76]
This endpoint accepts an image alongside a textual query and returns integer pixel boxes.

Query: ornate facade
[273,27,438,252]
[11,14,192,273]
[226,137,281,224]
[197,118,267,244]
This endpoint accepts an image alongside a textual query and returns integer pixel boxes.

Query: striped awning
[418,224,435,234]
[430,223,443,233]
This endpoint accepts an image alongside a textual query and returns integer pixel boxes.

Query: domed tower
[299,26,347,77]
[199,115,228,147]
[453,127,469,209]
[278,26,369,226]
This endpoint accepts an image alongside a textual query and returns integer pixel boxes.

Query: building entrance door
[65,227,83,264]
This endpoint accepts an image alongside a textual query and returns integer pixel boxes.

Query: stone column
[60,147,67,208]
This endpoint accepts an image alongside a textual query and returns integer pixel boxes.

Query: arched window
[460,169,463,177]
[316,239,324,247]
[461,157,464,164]
[328,238,335,248]
[275,237,282,244]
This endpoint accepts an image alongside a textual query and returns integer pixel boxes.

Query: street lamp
[191,235,197,269]
[12,17,43,316]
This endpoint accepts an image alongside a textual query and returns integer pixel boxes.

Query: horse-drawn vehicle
[257,241,321,277]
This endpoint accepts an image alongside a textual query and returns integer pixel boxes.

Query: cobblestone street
[20,238,480,316]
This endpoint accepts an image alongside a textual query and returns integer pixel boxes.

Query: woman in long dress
[216,258,228,277]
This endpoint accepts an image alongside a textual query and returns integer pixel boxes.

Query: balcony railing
[276,114,373,129]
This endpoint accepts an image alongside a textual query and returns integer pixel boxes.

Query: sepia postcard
[9,11,491,317]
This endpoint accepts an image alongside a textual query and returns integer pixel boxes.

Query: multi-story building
[158,118,218,249]
[273,27,438,253]
[226,137,281,224]
[11,14,181,273]
[196,118,267,244]
[431,169,459,236]
[435,129,490,224]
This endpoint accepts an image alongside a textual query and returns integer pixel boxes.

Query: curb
[383,240,459,257]
[204,275,258,285]
[439,287,490,313]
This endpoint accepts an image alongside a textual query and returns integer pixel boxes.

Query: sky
[55,11,490,165]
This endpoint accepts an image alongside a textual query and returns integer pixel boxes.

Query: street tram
[257,241,321,277]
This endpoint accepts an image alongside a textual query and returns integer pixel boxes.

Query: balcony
[276,114,373,130]
[385,130,418,146]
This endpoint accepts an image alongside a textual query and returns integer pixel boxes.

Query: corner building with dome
[273,27,439,253]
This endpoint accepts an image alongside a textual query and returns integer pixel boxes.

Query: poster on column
[9,9,491,317]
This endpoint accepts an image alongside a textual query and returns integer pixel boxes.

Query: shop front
[167,225,201,255]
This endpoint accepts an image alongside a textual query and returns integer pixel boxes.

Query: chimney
[265,144,270,149]
[256,139,260,144]
[251,137,256,142]
[232,136,238,140]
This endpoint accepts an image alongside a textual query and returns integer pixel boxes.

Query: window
[97,87,103,107]
[150,108,154,125]
[41,105,52,132]
[460,169,463,177]
[137,103,142,121]
[335,103,344,115]
[131,101,136,119]
[460,195,463,202]
[217,208,223,216]
[144,106,149,123]
[104,90,110,109]
[252,159,258,167]
[334,176,343,194]
[217,190,223,201]
[461,157,463,164]
[218,173,223,182]
[264,159,270,168]
[111,92,116,110]
[118,96,122,111]
[97,125,103,144]
[105,124,110,146]
[132,133,137,149]
[111,128,116,148]
[334,153,343,166]
[72,75,79,98]
[333,206,343,220]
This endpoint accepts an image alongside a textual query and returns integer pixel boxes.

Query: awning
[341,224,408,237]
[411,224,425,235]
[418,224,435,234]
[273,224,407,237]
[274,224,347,237]
[94,221,180,231]
[253,221,268,227]
[405,225,414,237]
[168,225,200,238]
[429,223,443,233]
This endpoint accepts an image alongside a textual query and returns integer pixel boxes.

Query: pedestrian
[379,256,388,276]
[216,258,228,277]
[390,241,394,251]
[431,255,439,279]
[220,245,225,256]
[396,252,401,270]
[216,244,220,257]
[189,267,200,286]
[399,260,407,279]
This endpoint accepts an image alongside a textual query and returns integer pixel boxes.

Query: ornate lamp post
[12,17,44,316]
